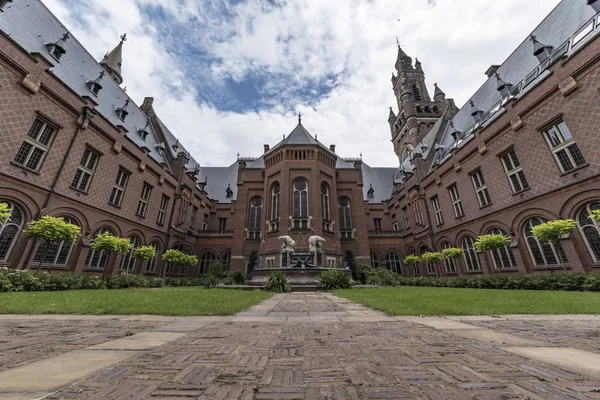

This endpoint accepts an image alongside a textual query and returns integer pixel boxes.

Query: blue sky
[44,0,560,166]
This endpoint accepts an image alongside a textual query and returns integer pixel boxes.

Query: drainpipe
[23,106,95,270]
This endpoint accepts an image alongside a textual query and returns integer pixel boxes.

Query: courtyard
[2,292,600,399]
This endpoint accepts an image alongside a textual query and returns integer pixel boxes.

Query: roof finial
[396,36,400,48]
[298,112,302,125]
[120,33,127,44]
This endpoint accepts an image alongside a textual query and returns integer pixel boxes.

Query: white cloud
[44,0,561,167]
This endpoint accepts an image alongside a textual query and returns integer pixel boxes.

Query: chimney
[329,144,336,153]
[484,65,500,78]
[263,144,270,153]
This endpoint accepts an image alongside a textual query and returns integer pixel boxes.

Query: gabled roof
[265,121,336,157]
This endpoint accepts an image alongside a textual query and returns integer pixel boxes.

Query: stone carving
[308,236,326,253]
[278,236,296,253]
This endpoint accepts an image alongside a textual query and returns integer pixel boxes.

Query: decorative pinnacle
[298,112,302,125]
[120,33,127,44]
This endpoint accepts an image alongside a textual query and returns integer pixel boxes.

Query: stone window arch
[338,196,353,239]
[385,252,402,274]
[578,201,600,262]
[415,105,423,114]
[0,200,25,262]
[424,106,432,114]
[441,242,457,273]
[33,216,79,267]
[199,252,216,275]
[120,235,141,272]
[85,228,115,270]
[248,197,262,240]
[144,241,161,273]
[524,217,567,266]
[487,228,516,270]
[293,179,309,218]
[432,106,440,114]
[461,236,481,271]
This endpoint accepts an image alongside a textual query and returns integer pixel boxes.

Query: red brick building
[0,0,599,277]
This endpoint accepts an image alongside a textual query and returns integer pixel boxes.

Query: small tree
[421,252,442,277]
[24,216,81,269]
[133,246,157,262]
[589,209,600,224]
[91,231,132,274]
[161,249,196,276]
[183,254,198,268]
[442,248,464,259]
[531,219,577,272]
[0,202,11,221]
[474,234,511,274]
[404,255,421,264]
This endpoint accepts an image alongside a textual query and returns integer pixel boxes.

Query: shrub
[474,234,511,252]
[366,268,398,286]
[421,252,442,264]
[263,271,291,293]
[106,273,149,289]
[231,270,246,285]
[0,275,15,292]
[318,269,351,290]
[355,264,373,284]
[81,275,106,289]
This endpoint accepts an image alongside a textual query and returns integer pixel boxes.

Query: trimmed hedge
[0,268,239,292]
[397,273,600,292]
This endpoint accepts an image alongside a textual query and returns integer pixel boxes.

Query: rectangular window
[71,147,99,192]
[374,218,382,232]
[13,118,57,171]
[448,185,464,218]
[327,258,336,268]
[109,168,129,206]
[413,200,424,226]
[470,170,491,207]
[157,194,169,225]
[136,182,152,217]
[403,207,410,230]
[501,150,529,193]
[178,200,188,225]
[431,196,443,226]
[543,121,586,172]
[190,205,198,229]
[218,218,227,231]
[392,222,399,231]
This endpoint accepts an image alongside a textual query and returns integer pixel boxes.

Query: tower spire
[100,33,126,85]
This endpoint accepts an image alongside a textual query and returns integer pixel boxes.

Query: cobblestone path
[2,293,600,399]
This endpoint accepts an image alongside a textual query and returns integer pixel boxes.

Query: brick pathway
[2,294,600,399]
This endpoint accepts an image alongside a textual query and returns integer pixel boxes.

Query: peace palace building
[1,0,600,277]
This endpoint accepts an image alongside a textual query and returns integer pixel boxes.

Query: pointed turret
[100,34,126,85]
[433,83,445,102]
[395,45,412,72]
[388,107,396,122]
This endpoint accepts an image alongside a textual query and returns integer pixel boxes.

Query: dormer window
[138,120,150,141]
[86,71,105,97]
[0,0,13,11]
[46,33,69,62]
[116,99,130,122]
[367,185,375,199]
[469,100,484,122]
[225,184,233,199]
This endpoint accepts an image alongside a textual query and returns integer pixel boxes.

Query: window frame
[577,202,600,263]
[156,194,169,226]
[136,182,152,218]
[13,118,58,172]
[108,168,130,207]
[470,169,491,208]
[189,205,198,229]
[441,242,457,273]
[402,206,411,230]
[524,217,566,267]
[448,184,464,218]
[0,201,24,262]
[247,197,263,240]
[33,216,78,267]
[71,147,100,193]
[431,196,443,226]
[461,236,481,272]
[500,149,529,194]
[338,196,353,240]
[487,228,516,270]
[542,121,586,173]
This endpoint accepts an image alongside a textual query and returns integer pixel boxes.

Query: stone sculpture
[278,236,296,253]
[308,236,326,252]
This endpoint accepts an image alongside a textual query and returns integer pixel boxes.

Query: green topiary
[474,234,511,252]
[263,271,291,293]
[442,248,464,259]
[531,219,577,272]
[404,255,420,264]
[318,269,351,290]
[132,246,157,261]
[421,252,442,264]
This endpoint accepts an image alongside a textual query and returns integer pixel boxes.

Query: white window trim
[471,170,491,207]
[448,185,464,218]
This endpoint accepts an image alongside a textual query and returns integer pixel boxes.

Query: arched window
[385,252,402,274]
[248,197,262,240]
[424,106,432,114]
[33,216,79,267]
[222,251,231,270]
[321,183,331,231]
[441,242,457,273]
[271,183,280,221]
[578,202,600,262]
[293,179,308,218]
[432,106,439,114]
[411,83,423,101]
[415,105,423,114]
[420,245,435,275]
[0,201,24,262]
[85,228,114,270]
[370,252,380,268]
[200,252,216,275]
[144,241,161,273]
[461,236,481,271]
[487,228,516,269]
[524,217,567,266]
[339,197,353,239]
[120,235,141,272]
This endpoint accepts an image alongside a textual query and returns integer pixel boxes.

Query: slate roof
[0,0,170,168]
[265,122,336,157]
[361,163,397,203]
[197,163,239,204]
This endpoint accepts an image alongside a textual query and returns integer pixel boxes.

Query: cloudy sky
[44,0,560,167]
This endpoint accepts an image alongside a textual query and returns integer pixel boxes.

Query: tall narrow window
[385,252,402,274]
[338,197,353,239]
[411,83,423,101]
[524,217,567,267]
[222,251,231,270]
[370,252,380,268]
[33,217,79,267]
[543,121,586,172]
[157,195,169,226]
[321,183,331,232]
[488,228,516,269]
[431,196,443,226]
[441,242,457,273]
[190,205,198,229]
[71,147,99,193]
[461,236,481,272]
[136,183,152,217]
[85,228,114,270]
[270,182,280,232]
[0,201,24,262]
[403,207,410,230]
[471,170,491,207]
[218,218,227,231]
[374,218,382,232]
[199,252,216,274]
[13,118,57,171]
[248,197,262,240]
[144,241,160,273]
[413,200,424,225]
[448,185,464,217]
[120,236,141,272]
[501,150,529,193]
[577,202,600,262]
[178,199,189,225]
[420,246,435,275]
[292,179,309,229]
[109,168,129,207]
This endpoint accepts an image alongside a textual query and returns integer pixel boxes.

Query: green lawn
[0,288,272,316]
[334,287,600,315]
